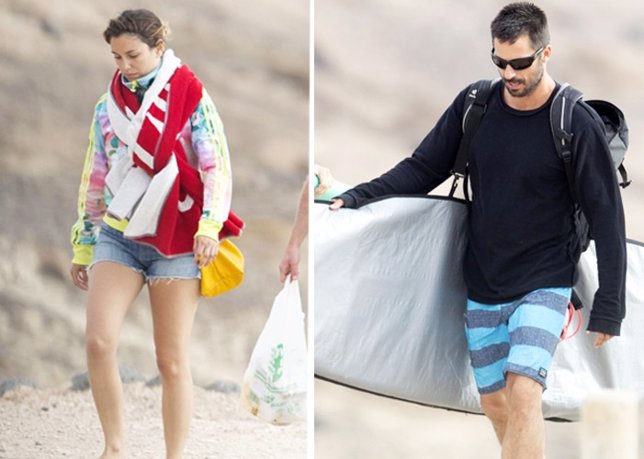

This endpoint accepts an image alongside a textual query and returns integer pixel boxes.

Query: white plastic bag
[240,278,307,424]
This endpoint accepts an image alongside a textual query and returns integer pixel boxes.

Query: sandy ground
[315,380,579,459]
[0,383,306,459]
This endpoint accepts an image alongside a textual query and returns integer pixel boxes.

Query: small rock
[40,18,62,38]
[146,375,161,387]
[0,378,36,397]
[70,372,90,391]
[204,380,241,394]
[71,366,146,390]
[118,366,145,384]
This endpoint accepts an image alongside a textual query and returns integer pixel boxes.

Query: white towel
[124,155,179,238]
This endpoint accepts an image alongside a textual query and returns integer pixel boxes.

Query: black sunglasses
[491,47,544,70]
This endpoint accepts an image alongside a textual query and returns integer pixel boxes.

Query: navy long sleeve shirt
[338,82,626,336]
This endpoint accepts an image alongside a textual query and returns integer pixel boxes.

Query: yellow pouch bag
[200,239,244,297]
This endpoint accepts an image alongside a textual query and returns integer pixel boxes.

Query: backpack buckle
[449,172,464,198]
[561,148,573,164]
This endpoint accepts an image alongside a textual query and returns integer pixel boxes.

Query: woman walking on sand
[69,9,235,458]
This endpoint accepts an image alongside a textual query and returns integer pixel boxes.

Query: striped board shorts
[464,287,571,394]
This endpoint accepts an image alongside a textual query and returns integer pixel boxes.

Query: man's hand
[329,198,344,211]
[590,332,614,348]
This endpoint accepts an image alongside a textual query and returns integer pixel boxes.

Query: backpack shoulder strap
[449,79,498,198]
[550,83,584,203]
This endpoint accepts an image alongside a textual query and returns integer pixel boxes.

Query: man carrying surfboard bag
[330,3,626,458]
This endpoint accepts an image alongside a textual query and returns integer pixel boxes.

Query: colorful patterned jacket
[71,60,232,265]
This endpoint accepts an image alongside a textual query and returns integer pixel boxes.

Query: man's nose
[502,65,517,80]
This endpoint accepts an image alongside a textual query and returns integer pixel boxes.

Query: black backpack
[449,78,630,252]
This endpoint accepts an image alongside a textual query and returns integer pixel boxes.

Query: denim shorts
[91,224,200,281]
[464,287,571,394]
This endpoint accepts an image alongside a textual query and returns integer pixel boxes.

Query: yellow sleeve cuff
[72,244,94,266]
[194,219,223,241]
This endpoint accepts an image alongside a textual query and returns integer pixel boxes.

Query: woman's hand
[279,244,300,283]
[193,236,219,268]
[70,263,89,291]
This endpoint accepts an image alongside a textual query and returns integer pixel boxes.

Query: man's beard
[504,64,544,98]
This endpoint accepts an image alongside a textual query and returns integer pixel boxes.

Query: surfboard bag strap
[449,79,498,201]
[570,288,584,310]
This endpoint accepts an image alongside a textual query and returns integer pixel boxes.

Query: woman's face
[110,33,164,81]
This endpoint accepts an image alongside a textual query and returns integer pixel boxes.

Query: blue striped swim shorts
[464,287,571,394]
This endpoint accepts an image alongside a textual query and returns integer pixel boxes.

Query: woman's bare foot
[99,445,125,459]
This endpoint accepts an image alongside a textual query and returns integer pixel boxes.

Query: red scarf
[110,66,243,255]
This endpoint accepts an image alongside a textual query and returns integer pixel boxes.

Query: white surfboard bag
[314,196,644,421]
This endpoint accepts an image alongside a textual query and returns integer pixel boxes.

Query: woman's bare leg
[85,262,144,458]
[149,278,200,459]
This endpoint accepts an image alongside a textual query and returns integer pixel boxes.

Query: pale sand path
[0,384,306,459]
[315,380,578,459]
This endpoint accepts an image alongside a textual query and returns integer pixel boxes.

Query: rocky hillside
[0,0,308,387]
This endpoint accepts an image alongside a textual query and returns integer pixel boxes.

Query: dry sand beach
[314,0,644,457]
[0,384,305,459]
[0,0,308,457]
